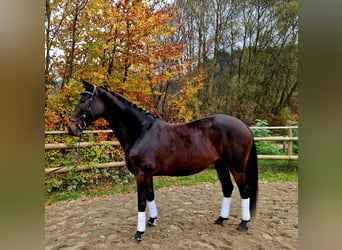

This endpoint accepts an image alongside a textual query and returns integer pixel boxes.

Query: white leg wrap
[148,200,158,218]
[220,197,232,218]
[137,212,146,232]
[241,198,251,221]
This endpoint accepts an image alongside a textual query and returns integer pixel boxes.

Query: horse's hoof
[133,238,141,244]
[237,220,248,232]
[147,217,157,227]
[132,231,143,243]
[214,216,227,226]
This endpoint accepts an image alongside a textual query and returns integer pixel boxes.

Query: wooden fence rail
[45,162,126,174]
[45,141,120,150]
[45,126,298,174]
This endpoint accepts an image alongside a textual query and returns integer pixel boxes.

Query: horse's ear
[80,79,93,92]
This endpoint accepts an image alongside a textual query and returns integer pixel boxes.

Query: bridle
[52,86,97,175]
[69,85,97,132]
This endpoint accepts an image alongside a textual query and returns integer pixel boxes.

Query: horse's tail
[245,137,258,217]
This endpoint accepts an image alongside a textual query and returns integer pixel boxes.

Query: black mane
[100,86,159,119]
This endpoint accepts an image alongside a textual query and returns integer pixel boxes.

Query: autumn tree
[45,0,204,130]
[46,0,297,129]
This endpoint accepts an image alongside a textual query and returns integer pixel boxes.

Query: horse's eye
[80,97,86,103]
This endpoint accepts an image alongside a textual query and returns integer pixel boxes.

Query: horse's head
[68,79,105,136]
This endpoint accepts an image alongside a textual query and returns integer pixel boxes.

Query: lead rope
[74,132,83,162]
[47,132,83,174]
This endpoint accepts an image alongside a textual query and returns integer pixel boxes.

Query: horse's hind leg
[147,177,158,226]
[230,170,251,232]
[214,159,234,226]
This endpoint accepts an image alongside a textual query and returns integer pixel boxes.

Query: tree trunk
[62,0,88,88]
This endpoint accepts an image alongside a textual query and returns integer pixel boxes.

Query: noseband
[69,85,97,131]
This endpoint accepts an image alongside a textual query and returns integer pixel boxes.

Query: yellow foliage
[171,70,204,123]
[46,0,202,129]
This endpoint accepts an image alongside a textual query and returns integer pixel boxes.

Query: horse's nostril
[67,126,73,136]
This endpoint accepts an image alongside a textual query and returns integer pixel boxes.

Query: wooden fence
[45,126,298,174]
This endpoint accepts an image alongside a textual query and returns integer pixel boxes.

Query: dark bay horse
[68,80,258,242]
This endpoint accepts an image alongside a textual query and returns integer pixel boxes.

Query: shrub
[45,139,134,195]
[251,119,281,155]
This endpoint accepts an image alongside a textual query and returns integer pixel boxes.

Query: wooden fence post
[89,133,93,142]
[288,128,293,157]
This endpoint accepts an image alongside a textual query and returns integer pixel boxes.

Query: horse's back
[210,114,249,130]
[190,114,252,142]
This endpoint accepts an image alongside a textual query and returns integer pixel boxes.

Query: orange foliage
[45,0,203,130]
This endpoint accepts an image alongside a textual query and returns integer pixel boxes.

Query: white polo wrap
[137,212,146,232]
[220,197,232,218]
[148,200,158,218]
[241,198,251,221]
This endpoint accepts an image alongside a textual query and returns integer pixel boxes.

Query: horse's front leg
[147,177,158,227]
[133,171,151,243]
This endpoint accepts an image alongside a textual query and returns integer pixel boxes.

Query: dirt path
[45,181,297,249]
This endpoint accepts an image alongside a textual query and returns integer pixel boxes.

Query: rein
[69,85,97,131]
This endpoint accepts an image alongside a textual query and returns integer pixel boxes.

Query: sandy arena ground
[45,181,298,249]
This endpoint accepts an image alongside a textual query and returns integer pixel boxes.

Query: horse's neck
[101,90,152,152]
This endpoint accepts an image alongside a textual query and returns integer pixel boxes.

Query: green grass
[45,160,297,204]
[258,159,298,182]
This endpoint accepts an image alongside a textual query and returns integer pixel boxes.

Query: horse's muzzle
[67,122,81,137]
